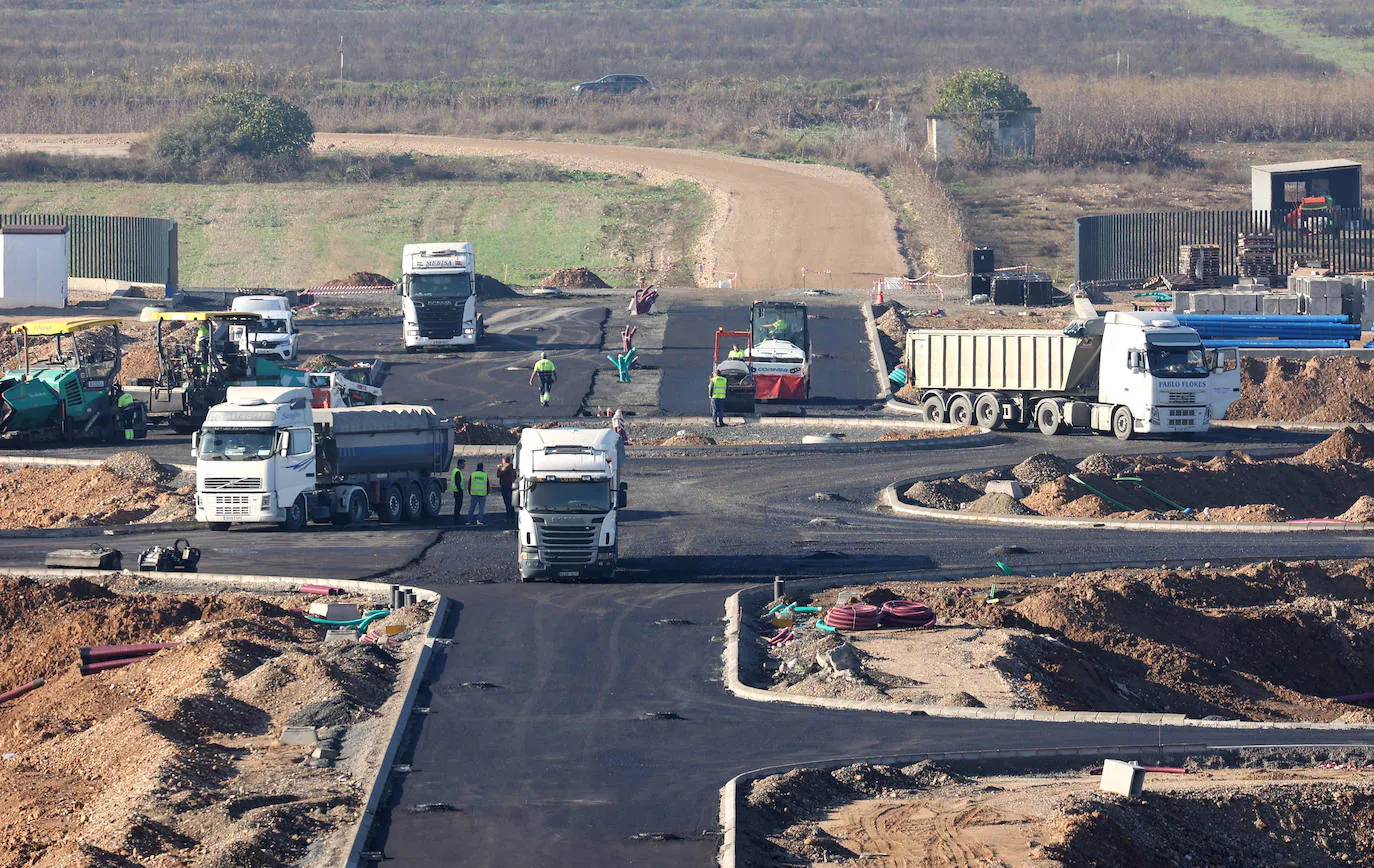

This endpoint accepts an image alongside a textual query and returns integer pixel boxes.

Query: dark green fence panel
[0,212,177,294]
[1075,208,1374,284]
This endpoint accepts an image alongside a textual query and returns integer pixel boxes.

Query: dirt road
[0,133,906,291]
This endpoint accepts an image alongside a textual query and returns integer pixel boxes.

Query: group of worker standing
[451,455,517,526]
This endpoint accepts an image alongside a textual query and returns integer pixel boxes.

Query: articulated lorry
[515,427,627,581]
[903,311,1241,439]
[194,387,453,530]
[400,242,480,352]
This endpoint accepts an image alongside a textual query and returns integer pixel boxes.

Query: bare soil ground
[0,133,907,293]
[742,752,1374,867]
[0,453,192,529]
[899,427,1374,522]
[0,575,427,867]
[1229,355,1374,423]
[756,559,1374,723]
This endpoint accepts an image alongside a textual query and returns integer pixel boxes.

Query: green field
[0,175,706,288]
[1172,0,1374,73]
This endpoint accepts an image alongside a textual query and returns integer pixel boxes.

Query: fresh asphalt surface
[2,300,1372,865]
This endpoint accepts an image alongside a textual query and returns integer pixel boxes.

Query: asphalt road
[657,303,881,416]
[1,302,1371,865]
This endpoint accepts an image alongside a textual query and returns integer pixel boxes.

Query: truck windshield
[408,273,474,299]
[753,306,807,349]
[524,479,611,514]
[1146,344,1208,378]
[199,428,274,461]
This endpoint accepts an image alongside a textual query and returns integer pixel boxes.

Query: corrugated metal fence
[0,213,177,293]
[1075,208,1374,283]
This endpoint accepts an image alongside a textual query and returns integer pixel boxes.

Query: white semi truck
[400,242,480,352]
[515,427,627,581]
[904,311,1241,439]
[194,387,454,530]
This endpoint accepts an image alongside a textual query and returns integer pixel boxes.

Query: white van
[229,295,299,362]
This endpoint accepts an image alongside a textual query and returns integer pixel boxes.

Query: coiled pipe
[822,604,882,630]
[879,600,937,628]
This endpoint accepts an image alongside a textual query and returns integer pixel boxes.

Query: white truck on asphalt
[229,295,299,361]
[904,311,1241,439]
[194,387,454,530]
[515,427,627,581]
[400,242,480,352]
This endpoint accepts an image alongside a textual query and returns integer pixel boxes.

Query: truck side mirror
[1127,349,1143,372]
[274,431,289,457]
[393,285,403,297]
[616,482,628,509]
[191,431,200,455]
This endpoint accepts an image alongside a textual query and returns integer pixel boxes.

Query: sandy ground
[0,133,907,293]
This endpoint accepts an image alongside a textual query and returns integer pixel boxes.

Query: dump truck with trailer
[194,387,453,530]
[903,311,1241,439]
[515,426,627,581]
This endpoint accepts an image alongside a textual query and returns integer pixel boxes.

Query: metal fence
[0,213,177,294]
[1075,208,1374,284]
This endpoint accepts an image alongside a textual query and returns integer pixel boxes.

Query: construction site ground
[0,453,192,530]
[740,751,1374,867]
[757,559,1374,723]
[0,573,430,867]
[898,427,1374,523]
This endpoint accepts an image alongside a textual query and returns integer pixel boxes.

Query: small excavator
[1285,196,1341,237]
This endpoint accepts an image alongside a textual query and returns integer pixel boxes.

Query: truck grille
[202,477,262,492]
[537,525,597,565]
[215,494,251,516]
[418,318,461,339]
[1166,408,1201,426]
[1167,392,1198,404]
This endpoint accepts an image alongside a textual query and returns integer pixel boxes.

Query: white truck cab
[194,387,316,528]
[230,296,299,362]
[400,242,479,351]
[515,427,627,581]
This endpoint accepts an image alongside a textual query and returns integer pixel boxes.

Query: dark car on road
[571,74,652,95]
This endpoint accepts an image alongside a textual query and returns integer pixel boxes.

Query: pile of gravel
[99,452,175,486]
[959,492,1035,516]
[1012,452,1074,486]
[1077,452,1130,476]
[903,479,979,511]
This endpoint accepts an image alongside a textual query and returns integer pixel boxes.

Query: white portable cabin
[0,225,68,309]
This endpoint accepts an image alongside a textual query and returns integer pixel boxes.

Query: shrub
[932,69,1031,115]
[152,90,313,168]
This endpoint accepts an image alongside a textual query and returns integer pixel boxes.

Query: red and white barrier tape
[302,286,396,296]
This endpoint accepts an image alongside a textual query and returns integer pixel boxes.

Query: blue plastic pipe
[1203,339,1350,349]
[1177,314,1350,324]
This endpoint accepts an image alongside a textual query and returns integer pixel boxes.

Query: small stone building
[926,107,1040,161]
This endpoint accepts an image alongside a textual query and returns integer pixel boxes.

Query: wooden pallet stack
[1237,232,1277,282]
[1178,244,1222,288]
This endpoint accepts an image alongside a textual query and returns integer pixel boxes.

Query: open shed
[0,224,68,309]
[1252,159,1362,213]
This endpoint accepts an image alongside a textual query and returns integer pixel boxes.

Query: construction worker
[765,316,790,340]
[467,462,489,525]
[450,458,467,524]
[497,455,517,524]
[116,391,136,441]
[727,344,746,360]
[530,352,557,407]
[194,324,210,358]
[709,367,728,428]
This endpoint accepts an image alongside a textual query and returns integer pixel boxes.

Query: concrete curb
[884,396,922,416]
[463,414,957,430]
[859,301,892,401]
[630,432,999,458]
[717,740,1374,867]
[344,595,449,868]
[723,580,1374,731]
[299,316,403,327]
[880,482,1374,534]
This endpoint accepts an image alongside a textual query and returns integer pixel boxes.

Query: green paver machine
[0,316,146,444]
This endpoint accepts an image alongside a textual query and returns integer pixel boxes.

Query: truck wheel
[974,393,1004,430]
[282,495,308,532]
[1035,401,1063,436]
[207,522,231,532]
[402,482,425,523]
[946,394,974,426]
[421,479,444,521]
[1112,406,1135,441]
[376,485,405,524]
[921,395,946,424]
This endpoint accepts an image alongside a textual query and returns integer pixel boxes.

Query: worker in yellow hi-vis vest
[709,367,728,428]
[529,352,557,407]
[467,462,489,525]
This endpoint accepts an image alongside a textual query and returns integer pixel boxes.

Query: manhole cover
[639,711,683,721]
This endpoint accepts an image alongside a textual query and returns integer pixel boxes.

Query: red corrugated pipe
[80,658,143,676]
[879,600,937,628]
[823,604,882,630]
[79,642,179,664]
[298,584,343,596]
[0,678,44,705]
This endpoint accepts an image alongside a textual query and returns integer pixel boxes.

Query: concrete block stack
[1341,275,1374,328]
[1289,275,1346,316]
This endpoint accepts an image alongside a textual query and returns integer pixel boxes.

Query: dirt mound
[1340,496,1374,522]
[1229,356,1374,423]
[1046,782,1374,867]
[476,273,520,299]
[903,479,979,511]
[0,463,190,529]
[1012,452,1073,485]
[302,353,351,371]
[1296,425,1374,465]
[322,271,392,287]
[542,268,610,289]
[959,492,1034,516]
[876,426,980,441]
[659,431,717,446]
[1202,504,1289,522]
[873,302,909,369]
[452,417,519,446]
[1077,452,1130,476]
